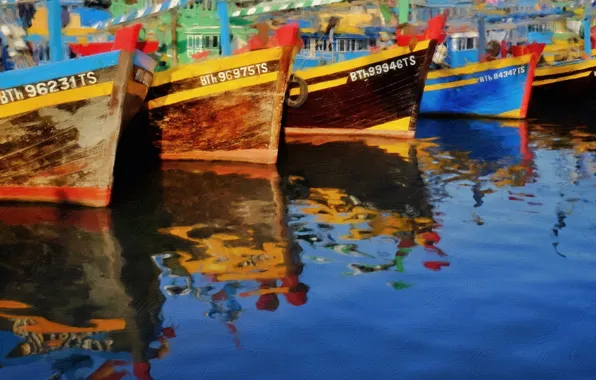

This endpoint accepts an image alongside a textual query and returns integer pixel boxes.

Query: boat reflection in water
[152,162,309,346]
[0,206,172,379]
[415,118,534,208]
[279,134,450,289]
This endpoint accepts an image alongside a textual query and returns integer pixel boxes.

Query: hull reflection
[153,162,308,345]
[0,206,171,379]
[280,135,449,286]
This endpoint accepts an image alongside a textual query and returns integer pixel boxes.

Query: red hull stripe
[0,186,111,207]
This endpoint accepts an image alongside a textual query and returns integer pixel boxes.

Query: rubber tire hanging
[286,75,308,109]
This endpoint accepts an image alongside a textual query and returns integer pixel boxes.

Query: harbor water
[0,117,595,379]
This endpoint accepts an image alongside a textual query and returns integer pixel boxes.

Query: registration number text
[349,55,417,82]
[199,63,270,87]
[0,71,98,105]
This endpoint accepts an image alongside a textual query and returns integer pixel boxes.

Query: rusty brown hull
[0,51,154,207]
[147,46,295,165]
[285,40,436,138]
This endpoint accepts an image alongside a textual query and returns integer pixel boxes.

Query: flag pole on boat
[218,0,232,56]
[48,0,65,62]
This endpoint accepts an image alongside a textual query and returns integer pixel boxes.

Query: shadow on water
[0,116,595,379]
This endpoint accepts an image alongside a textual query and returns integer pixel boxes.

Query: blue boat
[420,28,538,119]
[0,0,156,207]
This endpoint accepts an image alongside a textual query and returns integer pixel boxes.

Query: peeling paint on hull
[147,46,295,165]
[0,53,154,207]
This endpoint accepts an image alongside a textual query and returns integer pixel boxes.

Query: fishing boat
[403,1,540,119]
[84,0,307,165]
[0,205,171,378]
[522,4,596,108]
[0,0,156,207]
[245,0,439,138]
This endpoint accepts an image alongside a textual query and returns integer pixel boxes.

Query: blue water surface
[0,118,594,380]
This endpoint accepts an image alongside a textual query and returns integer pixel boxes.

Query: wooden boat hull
[530,58,596,110]
[0,50,155,207]
[284,39,437,139]
[147,46,296,165]
[420,53,538,119]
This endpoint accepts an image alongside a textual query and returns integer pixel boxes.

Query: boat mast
[48,0,65,62]
[583,0,592,58]
[218,0,232,56]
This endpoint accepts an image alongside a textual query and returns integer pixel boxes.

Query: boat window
[528,23,551,32]
[351,40,356,51]
[212,35,218,48]
[356,40,364,50]
[339,39,345,51]
[466,37,476,50]
[205,36,211,49]
[186,34,203,55]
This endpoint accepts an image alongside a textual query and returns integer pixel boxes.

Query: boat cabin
[444,31,480,68]
[296,32,377,68]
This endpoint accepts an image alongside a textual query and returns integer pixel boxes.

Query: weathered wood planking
[284,39,437,138]
[0,48,155,207]
[147,45,296,165]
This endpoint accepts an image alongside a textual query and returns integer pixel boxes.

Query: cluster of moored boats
[0,0,593,207]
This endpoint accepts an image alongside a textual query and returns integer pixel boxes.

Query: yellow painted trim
[289,77,347,96]
[0,82,113,119]
[496,109,522,118]
[366,116,411,132]
[424,78,478,91]
[28,26,97,36]
[148,72,278,109]
[533,71,591,86]
[427,55,532,80]
[151,47,284,87]
[294,40,432,80]
[536,60,596,77]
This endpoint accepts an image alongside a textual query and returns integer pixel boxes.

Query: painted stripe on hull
[148,72,278,109]
[533,71,591,86]
[285,41,436,135]
[0,82,114,118]
[293,40,433,81]
[0,186,110,207]
[535,59,596,78]
[0,51,120,89]
[151,47,286,87]
[285,116,414,138]
[161,149,278,164]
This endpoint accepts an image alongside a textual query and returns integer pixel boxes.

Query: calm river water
[0,117,594,379]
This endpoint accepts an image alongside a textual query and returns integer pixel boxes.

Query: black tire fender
[286,75,308,109]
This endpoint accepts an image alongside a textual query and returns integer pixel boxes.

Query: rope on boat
[0,5,36,68]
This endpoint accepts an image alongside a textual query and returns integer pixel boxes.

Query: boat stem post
[217,0,232,57]
[47,0,65,62]
[477,17,486,61]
